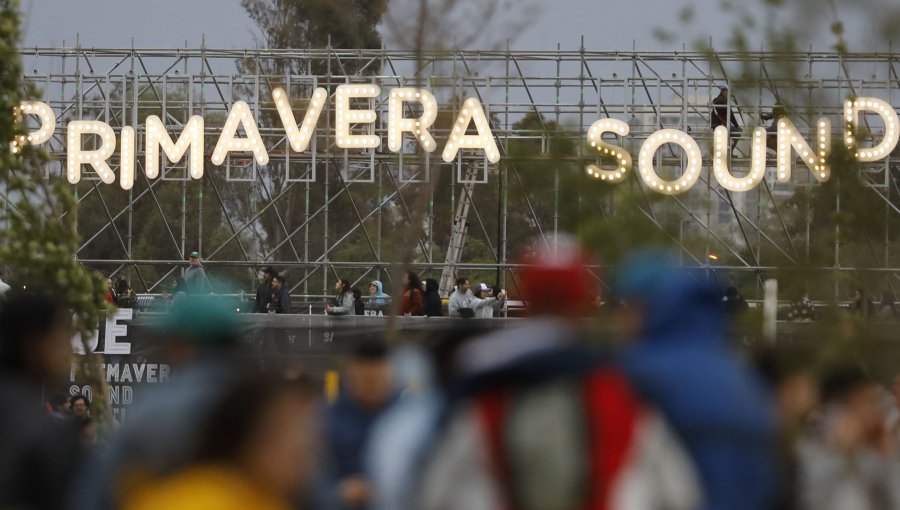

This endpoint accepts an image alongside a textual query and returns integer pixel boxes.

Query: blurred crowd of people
[136,250,900,324]
[253,264,508,318]
[3,240,899,510]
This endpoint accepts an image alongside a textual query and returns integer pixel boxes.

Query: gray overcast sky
[19,0,891,53]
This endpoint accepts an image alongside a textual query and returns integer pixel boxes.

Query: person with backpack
[365,237,701,510]
[397,272,424,316]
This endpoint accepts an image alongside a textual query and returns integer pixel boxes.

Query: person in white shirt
[472,283,506,318]
[448,277,474,317]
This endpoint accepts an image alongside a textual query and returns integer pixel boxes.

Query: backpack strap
[582,371,641,510]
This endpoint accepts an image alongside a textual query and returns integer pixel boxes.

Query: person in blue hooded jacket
[368,280,390,306]
[614,250,777,510]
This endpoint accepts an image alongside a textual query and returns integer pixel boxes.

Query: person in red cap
[368,235,701,510]
[518,236,597,317]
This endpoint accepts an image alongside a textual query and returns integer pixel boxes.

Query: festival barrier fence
[66,312,509,421]
[66,311,900,422]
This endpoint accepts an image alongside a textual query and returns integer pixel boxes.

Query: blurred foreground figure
[615,251,777,510]
[373,238,701,510]
[322,340,396,510]
[70,298,245,510]
[0,290,79,510]
[889,374,900,442]
[754,345,821,510]
[124,376,316,510]
[797,365,900,510]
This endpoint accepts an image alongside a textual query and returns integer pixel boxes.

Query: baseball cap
[152,297,242,347]
[189,251,200,258]
[477,283,490,292]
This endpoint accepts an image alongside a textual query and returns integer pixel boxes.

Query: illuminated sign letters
[12,90,900,195]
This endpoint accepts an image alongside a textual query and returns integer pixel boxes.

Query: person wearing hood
[422,279,443,317]
[615,250,777,510]
[368,281,390,306]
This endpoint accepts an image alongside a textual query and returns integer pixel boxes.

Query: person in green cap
[184,251,211,295]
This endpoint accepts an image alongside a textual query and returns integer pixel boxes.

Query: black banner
[67,311,457,421]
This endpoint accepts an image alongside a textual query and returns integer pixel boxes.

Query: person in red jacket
[396,271,424,316]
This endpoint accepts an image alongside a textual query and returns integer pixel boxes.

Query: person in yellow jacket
[124,376,316,510]
[125,465,294,510]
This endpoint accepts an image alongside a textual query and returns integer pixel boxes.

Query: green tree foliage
[655,0,900,304]
[0,0,111,418]
[242,0,388,74]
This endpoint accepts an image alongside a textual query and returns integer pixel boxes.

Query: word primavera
[11,87,897,195]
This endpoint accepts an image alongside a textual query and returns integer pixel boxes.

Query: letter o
[637,129,703,195]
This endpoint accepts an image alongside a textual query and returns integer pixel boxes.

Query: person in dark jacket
[711,85,740,131]
[723,286,749,316]
[423,278,443,317]
[114,277,135,308]
[711,85,741,155]
[616,250,777,510]
[0,290,80,510]
[255,266,277,313]
[323,339,396,510]
[849,288,872,317]
[352,287,365,316]
[269,275,291,314]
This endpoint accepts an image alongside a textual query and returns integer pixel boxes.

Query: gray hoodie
[448,289,474,317]
[183,265,210,295]
[329,291,355,315]
[472,296,499,318]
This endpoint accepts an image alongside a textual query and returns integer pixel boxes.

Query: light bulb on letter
[584,119,632,183]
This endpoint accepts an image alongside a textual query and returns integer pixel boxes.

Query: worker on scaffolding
[711,85,742,155]
[761,103,787,152]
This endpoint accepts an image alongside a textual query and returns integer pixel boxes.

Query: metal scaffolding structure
[13,46,900,299]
